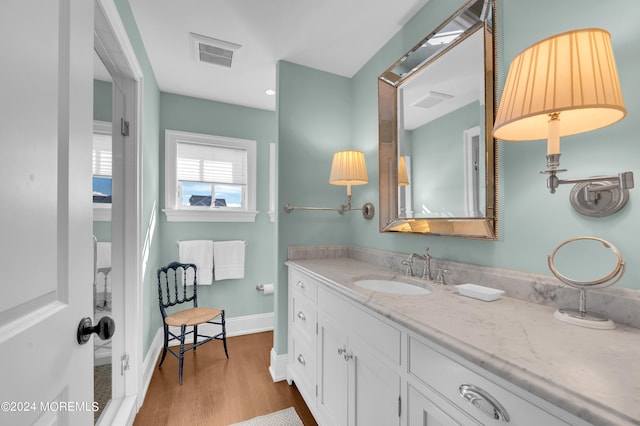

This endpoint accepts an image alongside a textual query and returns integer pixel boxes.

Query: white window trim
[93,120,112,222]
[163,129,258,222]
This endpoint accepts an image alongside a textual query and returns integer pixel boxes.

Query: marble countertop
[287,257,640,426]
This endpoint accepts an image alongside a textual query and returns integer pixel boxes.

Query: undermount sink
[354,279,430,295]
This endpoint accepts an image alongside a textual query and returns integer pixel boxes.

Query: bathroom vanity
[286,255,640,426]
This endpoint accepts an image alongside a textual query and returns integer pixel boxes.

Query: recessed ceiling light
[265,89,276,96]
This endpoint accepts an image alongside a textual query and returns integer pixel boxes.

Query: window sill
[94,205,112,222]
[163,208,258,223]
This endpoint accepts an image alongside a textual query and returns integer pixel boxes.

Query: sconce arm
[555,172,634,190]
[540,169,634,198]
[284,198,375,219]
[283,203,347,214]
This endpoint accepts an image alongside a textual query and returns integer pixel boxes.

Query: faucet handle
[401,254,414,276]
[435,268,451,285]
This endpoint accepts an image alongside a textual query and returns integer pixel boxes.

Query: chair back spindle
[157,262,199,318]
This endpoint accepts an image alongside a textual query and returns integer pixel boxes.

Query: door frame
[94,0,143,424]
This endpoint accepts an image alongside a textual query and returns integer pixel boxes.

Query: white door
[0,1,96,425]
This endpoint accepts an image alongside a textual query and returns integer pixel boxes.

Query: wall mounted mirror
[378,0,497,239]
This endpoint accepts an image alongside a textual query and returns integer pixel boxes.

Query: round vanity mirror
[548,236,625,329]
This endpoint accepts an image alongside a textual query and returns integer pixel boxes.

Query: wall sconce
[284,150,375,219]
[493,28,634,217]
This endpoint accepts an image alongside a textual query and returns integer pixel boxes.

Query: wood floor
[133,331,317,426]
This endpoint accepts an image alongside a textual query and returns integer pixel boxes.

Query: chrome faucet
[402,247,433,280]
[423,247,432,281]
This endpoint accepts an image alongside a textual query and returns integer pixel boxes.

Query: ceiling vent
[189,32,241,68]
[413,91,454,109]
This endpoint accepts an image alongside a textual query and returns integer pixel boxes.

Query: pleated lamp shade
[398,156,409,187]
[329,150,368,195]
[493,28,626,144]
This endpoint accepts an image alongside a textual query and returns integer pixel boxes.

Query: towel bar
[177,240,248,247]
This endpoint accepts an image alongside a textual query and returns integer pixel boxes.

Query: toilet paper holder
[256,283,274,294]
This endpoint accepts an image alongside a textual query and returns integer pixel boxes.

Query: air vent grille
[413,91,454,109]
[189,32,241,68]
[199,43,234,67]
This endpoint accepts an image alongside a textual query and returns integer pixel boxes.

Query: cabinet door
[352,339,401,426]
[318,315,349,426]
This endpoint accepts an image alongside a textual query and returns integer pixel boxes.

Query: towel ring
[547,236,625,329]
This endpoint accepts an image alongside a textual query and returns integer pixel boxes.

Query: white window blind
[92,133,112,177]
[177,142,247,185]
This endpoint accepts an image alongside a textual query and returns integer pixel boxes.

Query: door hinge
[120,118,130,136]
[121,354,130,375]
[316,322,318,335]
[316,385,318,397]
[398,395,401,417]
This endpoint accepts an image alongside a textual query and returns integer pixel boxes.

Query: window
[164,130,257,222]
[93,120,112,221]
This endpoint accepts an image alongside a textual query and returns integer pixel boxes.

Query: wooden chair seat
[165,307,222,327]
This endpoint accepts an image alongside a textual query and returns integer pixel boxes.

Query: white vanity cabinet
[286,263,593,426]
[317,286,401,426]
[287,268,318,404]
[287,266,401,426]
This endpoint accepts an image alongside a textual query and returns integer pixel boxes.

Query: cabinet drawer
[408,384,481,426]
[289,268,317,302]
[290,336,316,399]
[318,286,401,365]
[292,292,316,343]
[408,336,575,426]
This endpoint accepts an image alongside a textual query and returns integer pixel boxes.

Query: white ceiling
[127,0,430,111]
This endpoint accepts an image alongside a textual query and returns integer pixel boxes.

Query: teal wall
[275,61,353,353]
[93,80,112,122]
[158,92,277,318]
[114,0,162,358]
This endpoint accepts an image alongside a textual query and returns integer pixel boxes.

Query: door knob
[77,316,115,345]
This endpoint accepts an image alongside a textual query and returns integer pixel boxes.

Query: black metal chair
[157,261,228,384]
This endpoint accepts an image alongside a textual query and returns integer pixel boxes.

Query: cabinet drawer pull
[296,281,305,289]
[297,311,306,321]
[337,347,346,355]
[459,384,510,422]
[343,352,353,361]
[297,354,306,365]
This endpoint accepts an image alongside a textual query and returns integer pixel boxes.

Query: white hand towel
[178,240,214,285]
[213,240,245,281]
[96,242,111,269]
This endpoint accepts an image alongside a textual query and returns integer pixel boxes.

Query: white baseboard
[140,329,164,409]
[140,312,274,407]
[269,347,288,382]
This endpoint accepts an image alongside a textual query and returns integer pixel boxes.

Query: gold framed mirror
[378,0,497,239]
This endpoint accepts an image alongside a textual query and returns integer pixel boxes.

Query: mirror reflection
[378,0,497,239]
[399,29,485,218]
[551,238,622,284]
